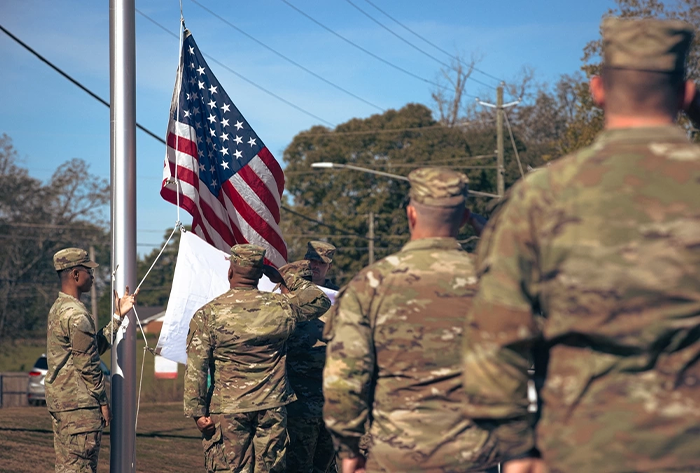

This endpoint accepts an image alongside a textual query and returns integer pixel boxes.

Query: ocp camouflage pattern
[184,274,331,417]
[50,408,103,473]
[463,125,700,472]
[323,237,499,471]
[46,292,120,412]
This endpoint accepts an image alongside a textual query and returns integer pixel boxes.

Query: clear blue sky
[0,0,615,253]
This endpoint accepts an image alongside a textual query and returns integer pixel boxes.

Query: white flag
[156,231,337,364]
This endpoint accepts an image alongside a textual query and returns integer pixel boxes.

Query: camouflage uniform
[323,169,499,472]
[185,245,331,473]
[462,19,700,473]
[46,248,118,473]
[305,241,340,291]
[282,260,336,473]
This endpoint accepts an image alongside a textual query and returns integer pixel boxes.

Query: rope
[135,225,180,293]
[129,223,180,433]
[173,17,185,225]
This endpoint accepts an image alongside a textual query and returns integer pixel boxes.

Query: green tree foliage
[281,103,543,285]
[564,0,699,150]
[96,227,186,328]
[0,134,109,340]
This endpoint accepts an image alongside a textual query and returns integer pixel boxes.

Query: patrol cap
[408,167,469,207]
[602,17,694,73]
[53,248,99,271]
[229,244,266,268]
[305,241,336,264]
[279,260,313,281]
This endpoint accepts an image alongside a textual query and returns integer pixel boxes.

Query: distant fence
[0,373,28,408]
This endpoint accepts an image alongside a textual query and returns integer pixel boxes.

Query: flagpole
[109,0,137,471]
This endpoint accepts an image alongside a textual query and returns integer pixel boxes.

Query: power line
[279,0,471,97]
[0,24,166,145]
[361,0,504,83]
[1,21,484,149]
[282,206,374,240]
[343,0,497,91]
[134,12,335,127]
[185,0,385,113]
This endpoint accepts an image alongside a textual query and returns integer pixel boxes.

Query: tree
[431,55,480,127]
[567,0,700,150]
[0,134,109,340]
[282,104,519,284]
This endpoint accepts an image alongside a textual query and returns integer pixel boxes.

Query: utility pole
[476,86,521,198]
[89,245,98,325]
[496,86,505,197]
[368,212,374,265]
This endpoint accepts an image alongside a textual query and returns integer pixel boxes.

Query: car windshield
[34,357,48,370]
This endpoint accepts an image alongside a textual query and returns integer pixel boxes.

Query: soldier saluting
[184,244,330,472]
[46,248,138,472]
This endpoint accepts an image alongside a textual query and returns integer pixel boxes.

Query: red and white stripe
[161,121,287,268]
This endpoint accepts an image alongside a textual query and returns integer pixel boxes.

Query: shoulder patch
[71,311,96,335]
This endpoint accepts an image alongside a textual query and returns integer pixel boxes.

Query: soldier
[305,241,339,290]
[462,18,700,473]
[47,248,138,473]
[323,168,500,473]
[184,245,331,473]
[283,260,336,473]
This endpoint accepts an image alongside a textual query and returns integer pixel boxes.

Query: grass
[0,338,46,373]
[0,336,185,403]
[0,403,204,472]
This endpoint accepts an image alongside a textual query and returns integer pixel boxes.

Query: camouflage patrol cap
[602,17,694,73]
[408,167,469,207]
[305,241,336,264]
[279,260,313,281]
[229,244,266,268]
[53,248,99,271]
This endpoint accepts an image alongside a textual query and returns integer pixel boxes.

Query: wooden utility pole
[496,85,505,197]
[89,245,98,325]
[368,212,374,265]
[476,85,520,199]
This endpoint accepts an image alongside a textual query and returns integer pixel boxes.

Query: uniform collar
[401,237,462,252]
[57,291,81,303]
[594,125,689,147]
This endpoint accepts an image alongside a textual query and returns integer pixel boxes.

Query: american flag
[161,30,287,267]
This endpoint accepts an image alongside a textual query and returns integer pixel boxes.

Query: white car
[27,354,111,406]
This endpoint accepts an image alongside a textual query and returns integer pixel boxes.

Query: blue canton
[175,32,266,197]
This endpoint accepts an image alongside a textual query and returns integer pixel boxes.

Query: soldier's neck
[604,112,676,130]
[60,284,81,300]
[229,274,259,289]
[409,227,456,241]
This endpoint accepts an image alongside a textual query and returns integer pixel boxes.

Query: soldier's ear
[590,75,605,108]
[461,208,471,227]
[681,79,695,112]
[406,204,417,230]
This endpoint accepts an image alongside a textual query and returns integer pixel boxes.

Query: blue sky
[0,0,615,253]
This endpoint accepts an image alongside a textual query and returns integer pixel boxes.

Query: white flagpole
[109,0,137,470]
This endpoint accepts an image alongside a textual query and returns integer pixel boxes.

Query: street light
[311,162,500,199]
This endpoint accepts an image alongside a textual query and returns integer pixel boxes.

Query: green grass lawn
[1,336,185,403]
[0,403,204,472]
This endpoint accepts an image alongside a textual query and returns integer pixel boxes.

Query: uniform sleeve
[69,311,109,406]
[285,274,332,322]
[323,283,374,458]
[184,307,213,418]
[95,316,123,355]
[463,179,545,459]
